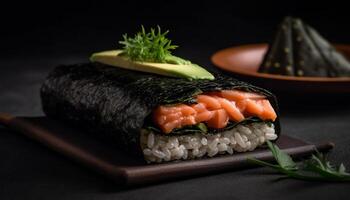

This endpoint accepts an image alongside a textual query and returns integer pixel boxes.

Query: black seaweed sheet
[260,17,350,77]
[41,63,280,155]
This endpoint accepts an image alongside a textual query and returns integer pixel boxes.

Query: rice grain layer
[141,122,276,163]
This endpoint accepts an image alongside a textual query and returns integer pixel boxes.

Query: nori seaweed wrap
[259,17,350,77]
[41,63,280,162]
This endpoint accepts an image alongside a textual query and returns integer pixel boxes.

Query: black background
[2,0,350,58]
[1,1,350,199]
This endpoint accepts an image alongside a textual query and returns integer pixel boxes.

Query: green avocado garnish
[90,26,214,80]
[90,50,214,80]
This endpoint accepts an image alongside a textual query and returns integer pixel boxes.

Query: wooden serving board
[0,113,334,186]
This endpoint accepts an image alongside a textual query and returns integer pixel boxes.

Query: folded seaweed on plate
[41,63,280,163]
[41,27,280,163]
[259,17,350,77]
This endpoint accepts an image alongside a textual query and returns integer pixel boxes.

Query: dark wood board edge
[0,112,14,125]
[0,113,128,184]
[124,142,334,185]
[0,113,335,186]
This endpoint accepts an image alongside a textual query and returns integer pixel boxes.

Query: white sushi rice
[140,122,277,163]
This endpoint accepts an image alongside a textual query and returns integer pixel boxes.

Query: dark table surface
[1,12,350,199]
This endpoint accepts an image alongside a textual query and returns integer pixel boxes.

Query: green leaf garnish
[119,25,190,64]
[248,141,350,182]
[266,141,298,171]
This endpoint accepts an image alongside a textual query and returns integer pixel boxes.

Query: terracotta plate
[211,44,350,94]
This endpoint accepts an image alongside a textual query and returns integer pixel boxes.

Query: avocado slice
[90,50,215,80]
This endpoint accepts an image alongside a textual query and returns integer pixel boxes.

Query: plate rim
[211,43,350,83]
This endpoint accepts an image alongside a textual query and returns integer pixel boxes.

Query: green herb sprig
[248,141,350,182]
[119,26,189,64]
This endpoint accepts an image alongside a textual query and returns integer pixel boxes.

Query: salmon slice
[236,100,247,112]
[153,107,167,125]
[157,105,179,114]
[197,95,221,110]
[153,90,276,134]
[191,103,207,113]
[244,99,264,116]
[162,120,182,133]
[260,100,277,121]
[164,112,182,124]
[217,98,245,122]
[181,116,196,126]
[155,115,167,125]
[195,110,214,122]
[206,109,229,129]
[178,104,196,116]
[221,90,265,101]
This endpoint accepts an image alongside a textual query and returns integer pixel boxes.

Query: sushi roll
[41,63,280,163]
[41,27,280,163]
